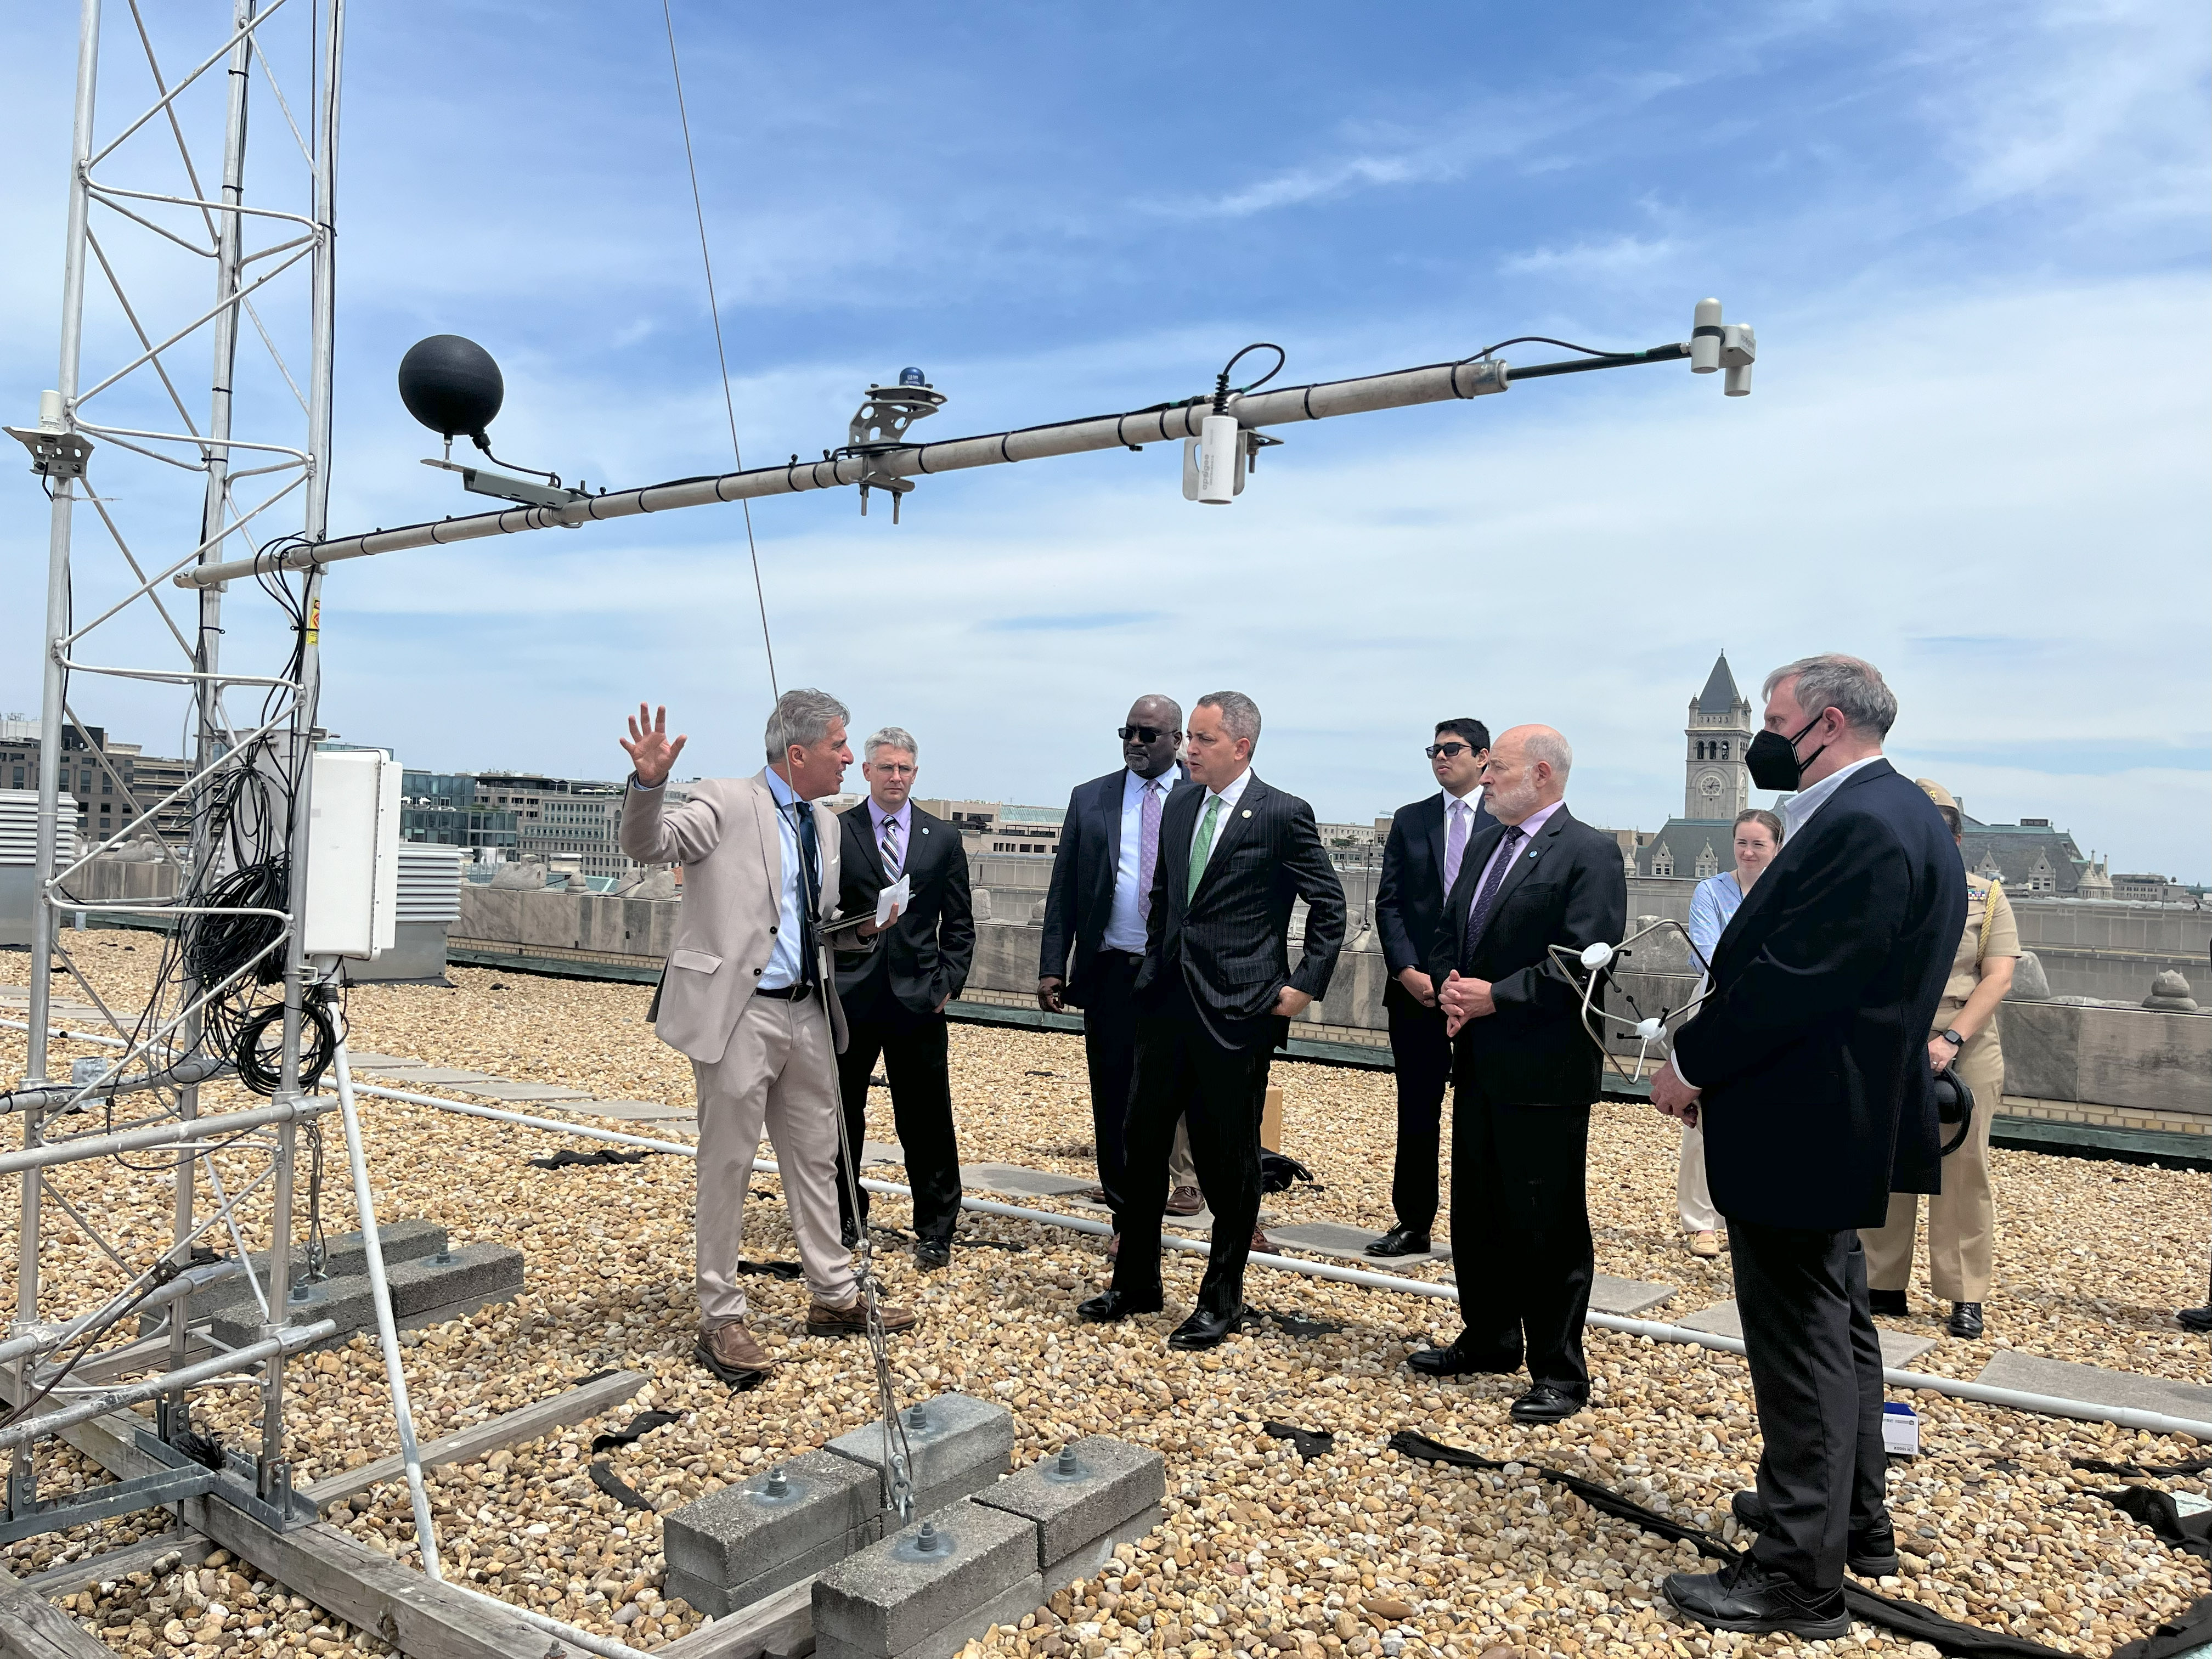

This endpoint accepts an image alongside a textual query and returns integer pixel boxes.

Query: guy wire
[661,0,781,703]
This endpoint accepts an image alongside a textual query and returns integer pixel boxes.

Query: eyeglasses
[1425,742,1478,759]
[1118,726,1172,743]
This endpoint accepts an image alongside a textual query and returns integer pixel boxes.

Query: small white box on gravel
[972,1436,1166,1596]
[813,1498,1040,1659]
[826,1393,1014,1519]
[1882,1402,1921,1457]
[663,1449,884,1618]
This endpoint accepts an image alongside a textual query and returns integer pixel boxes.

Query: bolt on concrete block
[971,1437,1165,1575]
[664,1449,884,1606]
[825,1392,1014,1517]
[812,1498,1036,1659]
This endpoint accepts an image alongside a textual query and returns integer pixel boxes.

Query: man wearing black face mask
[1651,654,1963,1638]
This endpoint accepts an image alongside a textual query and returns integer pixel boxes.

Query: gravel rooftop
[3,938,2207,1658]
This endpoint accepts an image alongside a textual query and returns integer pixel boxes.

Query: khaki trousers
[1863,1035,2001,1302]
[691,993,857,1327]
[1677,1119,1717,1233]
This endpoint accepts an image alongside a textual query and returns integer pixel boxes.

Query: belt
[754,981,814,1001]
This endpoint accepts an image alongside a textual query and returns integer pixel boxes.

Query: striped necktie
[1187,795,1223,902]
[879,814,902,878]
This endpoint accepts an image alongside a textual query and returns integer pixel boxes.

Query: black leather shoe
[1509,1383,1582,1424]
[1405,1342,1517,1379]
[1365,1227,1432,1258]
[914,1239,952,1270]
[1167,1302,1243,1350]
[1867,1288,1909,1318]
[1663,1557,1848,1637]
[1731,1491,1900,1576]
[1076,1288,1162,1323]
[1947,1301,1984,1338]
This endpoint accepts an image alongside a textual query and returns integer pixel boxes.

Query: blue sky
[4,2,2207,877]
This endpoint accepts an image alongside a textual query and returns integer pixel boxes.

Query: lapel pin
[1242,809,1252,818]
[920,826,929,835]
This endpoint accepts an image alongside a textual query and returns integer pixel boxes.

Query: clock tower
[1685,652,1752,820]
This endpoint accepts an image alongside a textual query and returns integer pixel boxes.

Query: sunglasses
[1425,742,1480,759]
[1118,726,1173,743]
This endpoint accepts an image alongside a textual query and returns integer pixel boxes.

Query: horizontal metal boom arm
[173,343,1684,588]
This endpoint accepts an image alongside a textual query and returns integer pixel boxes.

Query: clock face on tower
[1699,773,1723,804]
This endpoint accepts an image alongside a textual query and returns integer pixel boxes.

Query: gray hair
[1195,690,1262,749]
[865,725,917,762]
[1523,728,1573,781]
[764,687,850,760]
[1762,653,1898,738]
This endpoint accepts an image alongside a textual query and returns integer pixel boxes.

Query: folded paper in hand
[874,873,911,929]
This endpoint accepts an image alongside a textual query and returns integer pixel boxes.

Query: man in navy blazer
[1654,654,1963,1639]
[1038,696,1198,1230]
[1369,717,1497,1256]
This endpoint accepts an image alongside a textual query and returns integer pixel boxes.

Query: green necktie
[1187,794,1223,901]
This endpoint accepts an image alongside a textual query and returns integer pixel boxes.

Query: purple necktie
[1136,780,1164,923]
[1462,826,1526,957]
[1442,800,1470,895]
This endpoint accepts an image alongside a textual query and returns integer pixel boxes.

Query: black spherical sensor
[397,334,504,443]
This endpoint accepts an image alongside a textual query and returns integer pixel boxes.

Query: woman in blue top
[1676,808,1784,1258]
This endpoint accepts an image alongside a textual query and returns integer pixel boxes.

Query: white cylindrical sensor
[1580,941,1615,970]
[1725,363,1753,397]
[1196,414,1240,504]
[1720,322,1756,396]
[1690,298,1723,373]
[38,390,65,432]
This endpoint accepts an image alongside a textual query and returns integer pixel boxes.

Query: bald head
[1480,724,1572,826]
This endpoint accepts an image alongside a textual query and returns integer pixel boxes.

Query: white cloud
[1500,235,1678,279]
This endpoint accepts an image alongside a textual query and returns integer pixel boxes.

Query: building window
[1652,850,1674,877]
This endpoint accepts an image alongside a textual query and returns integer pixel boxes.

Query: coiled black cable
[232,992,336,1097]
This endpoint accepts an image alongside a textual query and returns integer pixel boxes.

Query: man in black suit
[1037,697,1200,1238]
[1077,692,1346,1349]
[831,726,976,1268]
[1653,655,1962,1638]
[1369,718,1497,1257]
[1412,725,1626,1426]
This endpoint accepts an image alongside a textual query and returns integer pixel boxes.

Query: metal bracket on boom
[419,456,589,512]
[847,369,946,523]
[5,425,93,482]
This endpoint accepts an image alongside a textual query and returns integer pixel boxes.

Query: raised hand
[620,703,688,787]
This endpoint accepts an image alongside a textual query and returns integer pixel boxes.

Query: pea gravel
[1,940,2205,1657]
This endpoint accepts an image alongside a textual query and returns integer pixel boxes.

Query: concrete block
[667,1519,881,1618]
[813,1499,1037,1659]
[208,1240,522,1351]
[1264,1221,1450,1265]
[664,1450,883,1600]
[1975,1351,2212,1420]
[1041,1503,1163,1598]
[1589,1275,1676,1317]
[1677,1300,1936,1367]
[827,1394,1014,1517]
[142,1220,448,1335]
[970,1438,1164,1573]
[960,1165,1096,1198]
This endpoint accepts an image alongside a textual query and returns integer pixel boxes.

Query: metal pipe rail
[2,1053,232,1115]
[0,1317,337,1451]
[173,343,1689,588]
[0,1260,244,1368]
[0,1096,335,1177]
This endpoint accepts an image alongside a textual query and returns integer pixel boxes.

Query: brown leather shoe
[807,1295,918,1337]
[1251,1227,1276,1255]
[698,1322,776,1373]
[1165,1185,1205,1216]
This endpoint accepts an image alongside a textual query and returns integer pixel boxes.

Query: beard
[1484,778,1539,822]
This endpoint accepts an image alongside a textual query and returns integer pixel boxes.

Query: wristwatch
[1939,1028,1966,1049]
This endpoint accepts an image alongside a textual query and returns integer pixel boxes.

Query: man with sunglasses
[1039,697,1200,1243]
[1369,719,1496,1257]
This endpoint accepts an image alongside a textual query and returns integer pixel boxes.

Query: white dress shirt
[757,766,809,991]
[1104,768,1176,952]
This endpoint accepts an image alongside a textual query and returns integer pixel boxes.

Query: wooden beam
[303,1369,647,1508]
[0,1561,112,1659]
[14,1531,212,1600]
[657,1576,814,1659]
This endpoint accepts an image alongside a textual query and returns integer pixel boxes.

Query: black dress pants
[1448,1077,1593,1397]
[834,995,962,1247]
[1109,985,1267,1312]
[1078,950,1146,1216]
[1385,999,1452,1234]
[1728,1219,1889,1594]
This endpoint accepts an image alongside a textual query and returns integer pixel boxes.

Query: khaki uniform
[1863,872,2018,1301]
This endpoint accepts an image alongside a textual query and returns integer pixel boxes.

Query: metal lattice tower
[3,0,347,1537]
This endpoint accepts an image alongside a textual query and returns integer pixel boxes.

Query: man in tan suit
[619,689,916,1378]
